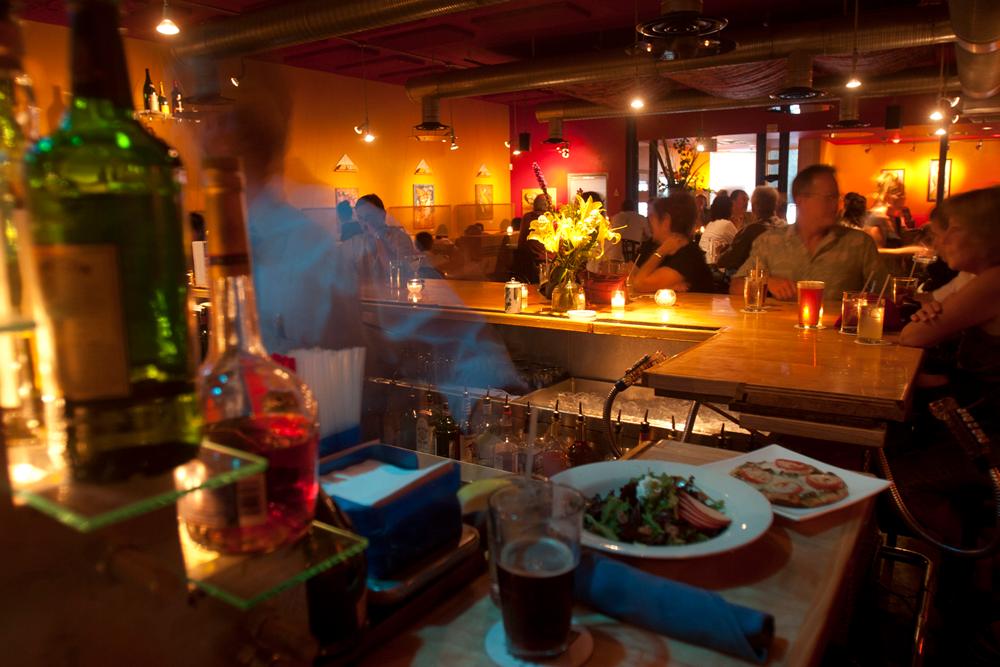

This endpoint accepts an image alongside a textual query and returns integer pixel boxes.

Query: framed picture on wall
[928,159,951,202]
[413,184,435,230]
[474,184,494,221]
[335,188,359,206]
[521,188,557,216]
[567,173,608,203]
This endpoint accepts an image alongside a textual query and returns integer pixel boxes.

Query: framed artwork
[521,188,557,216]
[567,173,608,203]
[413,184,435,207]
[928,159,951,202]
[880,168,904,183]
[413,184,435,230]
[474,184,493,221]
[335,188,358,206]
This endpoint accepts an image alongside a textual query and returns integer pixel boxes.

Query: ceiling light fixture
[929,108,944,122]
[891,136,901,144]
[355,53,375,143]
[630,96,645,110]
[156,0,180,36]
[230,60,245,88]
[558,142,570,159]
[449,131,459,151]
[934,126,947,137]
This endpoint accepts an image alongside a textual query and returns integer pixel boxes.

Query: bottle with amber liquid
[24,0,199,482]
[177,157,318,553]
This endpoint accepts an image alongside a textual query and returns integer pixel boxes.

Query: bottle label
[34,244,129,400]
[178,472,268,529]
[415,415,433,454]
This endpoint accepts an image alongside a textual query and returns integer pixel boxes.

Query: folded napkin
[573,553,774,663]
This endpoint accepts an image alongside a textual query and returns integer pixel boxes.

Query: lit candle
[407,278,423,301]
[506,225,514,236]
[611,289,626,313]
[654,289,677,307]
[521,283,529,302]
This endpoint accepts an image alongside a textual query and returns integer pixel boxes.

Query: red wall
[509,106,628,216]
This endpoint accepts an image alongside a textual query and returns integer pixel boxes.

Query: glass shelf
[180,520,368,610]
[8,441,267,532]
[0,317,34,334]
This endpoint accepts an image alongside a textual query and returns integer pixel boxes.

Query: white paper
[320,459,449,507]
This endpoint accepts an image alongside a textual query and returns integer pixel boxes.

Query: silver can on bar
[504,279,523,314]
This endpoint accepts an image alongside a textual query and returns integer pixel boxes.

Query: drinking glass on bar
[388,259,403,291]
[796,280,825,328]
[891,276,917,306]
[743,267,767,313]
[857,297,886,344]
[839,291,868,335]
[487,480,585,660]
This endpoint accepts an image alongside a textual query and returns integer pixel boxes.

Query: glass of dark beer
[487,480,585,660]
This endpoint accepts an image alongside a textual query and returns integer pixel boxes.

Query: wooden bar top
[361,280,924,423]
[360,441,874,666]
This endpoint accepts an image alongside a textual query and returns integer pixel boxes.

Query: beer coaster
[793,324,825,330]
[741,307,767,314]
[854,339,892,346]
[485,621,593,667]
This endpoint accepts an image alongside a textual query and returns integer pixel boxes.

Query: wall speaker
[884,105,902,130]
[517,132,531,152]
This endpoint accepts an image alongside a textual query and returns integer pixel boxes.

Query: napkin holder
[319,443,461,578]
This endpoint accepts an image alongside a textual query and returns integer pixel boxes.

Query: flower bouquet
[527,165,621,312]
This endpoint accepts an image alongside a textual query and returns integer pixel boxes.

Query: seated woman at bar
[697,193,735,263]
[717,186,783,273]
[630,192,714,294]
[900,186,1000,412]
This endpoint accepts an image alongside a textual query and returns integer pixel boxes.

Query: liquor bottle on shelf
[472,390,499,467]
[0,0,50,452]
[158,81,169,116]
[414,390,436,455]
[458,388,476,463]
[24,0,200,483]
[493,394,517,472]
[433,400,460,459]
[637,409,655,449]
[176,157,317,554]
[170,80,183,114]
[515,401,534,473]
[536,401,569,477]
[142,67,156,112]
[397,387,418,450]
[567,402,598,467]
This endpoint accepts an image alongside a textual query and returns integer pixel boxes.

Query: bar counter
[361,280,924,446]
[359,441,874,666]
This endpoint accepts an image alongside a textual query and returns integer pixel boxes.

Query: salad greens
[584,471,729,546]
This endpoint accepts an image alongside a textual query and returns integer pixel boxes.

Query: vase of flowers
[528,193,622,313]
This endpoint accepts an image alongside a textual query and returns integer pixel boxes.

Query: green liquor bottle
[24,0,199,482]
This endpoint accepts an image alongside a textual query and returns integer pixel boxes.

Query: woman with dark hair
[630,192,714,293]
[698,193,736,263]
[840,192,867,229]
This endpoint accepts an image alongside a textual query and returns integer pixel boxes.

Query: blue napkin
[574,553,774,663]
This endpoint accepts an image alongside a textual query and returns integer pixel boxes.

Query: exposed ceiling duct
[637,1,727,40]
[534,69,959,122]
[413,96,451,141]
[948,0,1000,99]
[405,8,953,102]
[770,51,824,101]
[173,0,513,59]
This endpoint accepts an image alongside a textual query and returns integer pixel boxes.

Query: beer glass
[796,280,825,328]
[487,480,585,660]
[892,277,917,306]
[388,259,403,291]
[857,298,886,344]
[743,267,767,313]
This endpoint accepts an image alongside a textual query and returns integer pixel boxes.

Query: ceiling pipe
[948,0,1000,99]
[534,69,960,122]
[173,0,513,59]
[406,8,953,102]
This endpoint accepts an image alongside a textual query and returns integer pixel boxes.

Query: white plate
[566,309,598,321]
[699,444,893,522]
[552,461,773,559]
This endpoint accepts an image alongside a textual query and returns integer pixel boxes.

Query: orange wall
[19,20,510,214]
[821,138,1000,224]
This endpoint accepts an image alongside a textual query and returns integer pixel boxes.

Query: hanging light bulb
[845,75,861,89]
[934,126,947,137]
[512,147,522,156]
[363,131,376,143]
[891,136,901,144]
[845,1,860,89]
[929,108,944,122]
[630,96,645,110]
[695,140,706,152]
[353,123,365,135]
[156,0,180,35]
[449,132,459,151]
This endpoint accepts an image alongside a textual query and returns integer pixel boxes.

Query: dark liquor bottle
[537,401,569,477]
[24,0,199,482]
[158,81,169,116]
[397,387,418,450]
[177,157,317,553]
[434,400,460,459]
[142,67,156,112]
[307,487,368,657]
[170,80,183,114]
[567,402,598,467]
[515,401,534,473]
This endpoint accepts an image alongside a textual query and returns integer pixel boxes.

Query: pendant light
[156,0,180,36]
[845,0,861,89]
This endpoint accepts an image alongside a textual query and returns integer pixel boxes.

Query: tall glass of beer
[488,480,585,659]
[796,280,825,328]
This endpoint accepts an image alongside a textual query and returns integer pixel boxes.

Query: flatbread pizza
[730,458,848,508]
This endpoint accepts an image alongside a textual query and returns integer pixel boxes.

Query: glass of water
[743,267,767,313]
[857,298,886,344]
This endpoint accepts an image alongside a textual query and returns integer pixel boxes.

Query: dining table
[359,439,876,666]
